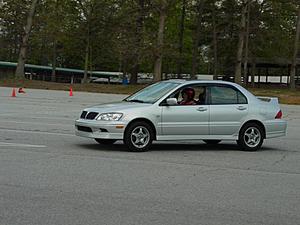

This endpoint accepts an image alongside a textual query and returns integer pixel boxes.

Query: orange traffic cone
[69,86,73,97]
[18,87,26,93]
[11,88,16,97]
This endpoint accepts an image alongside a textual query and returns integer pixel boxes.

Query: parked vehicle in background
[89,76,123,84]
[195,74,214,80]
[138,73,153,79]
[75,80,287,152]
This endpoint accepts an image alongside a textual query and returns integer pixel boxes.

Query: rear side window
[237,91,247,104]
[210,86,248,105]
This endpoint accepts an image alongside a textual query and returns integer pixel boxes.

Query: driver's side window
[165,85,208,106]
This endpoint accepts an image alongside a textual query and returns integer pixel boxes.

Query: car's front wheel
[124,121,154,152]
[95,139,117,145]
[237,123,264,151]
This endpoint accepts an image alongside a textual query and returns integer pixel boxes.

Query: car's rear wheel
[203,140,221,145]
[124,121,154,152]
[95,139,117,145]
[237,123,264,151]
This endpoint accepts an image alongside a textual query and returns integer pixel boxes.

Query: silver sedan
[75,80,287,152]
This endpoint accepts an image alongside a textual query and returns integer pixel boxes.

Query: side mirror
[166,98,178,106]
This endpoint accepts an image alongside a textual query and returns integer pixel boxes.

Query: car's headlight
[97,113,123,121]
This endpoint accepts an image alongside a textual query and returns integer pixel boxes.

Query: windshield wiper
[126,99,145,103]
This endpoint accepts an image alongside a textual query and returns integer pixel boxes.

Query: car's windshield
[124,82,180,104]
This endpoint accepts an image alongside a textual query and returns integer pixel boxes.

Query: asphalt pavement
[0,86,300,225]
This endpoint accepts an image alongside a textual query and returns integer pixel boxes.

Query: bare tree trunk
[251,58,256,87]
[51,0,59,82]
[130,0,145,84]
[191,0,204,79]
[14,35,19,60]
[82,14,91,84]
[81,0,96,84]
[51,39,57,82]
[243,2,250,86]
[234,1,247,85]
[290,8,300,90]
[212,2,218,80]
[15,0,39,78]
[177,0,186,78]
[90,44,93,75]
[153,2,167,82]
[83,38,89,84]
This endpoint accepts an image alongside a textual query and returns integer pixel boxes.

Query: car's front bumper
[75,119,126,140]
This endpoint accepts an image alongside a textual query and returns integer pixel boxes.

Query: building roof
[0,61,121,77]
[247,57,300,67]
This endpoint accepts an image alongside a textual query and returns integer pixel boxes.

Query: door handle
[197,107,208,112]
[237,106,247,111]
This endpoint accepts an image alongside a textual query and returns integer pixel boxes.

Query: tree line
[0,0,299,88]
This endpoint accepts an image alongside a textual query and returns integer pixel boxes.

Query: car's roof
[162,79,237,86]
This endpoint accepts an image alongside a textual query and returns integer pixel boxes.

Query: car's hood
[84,101,152,113]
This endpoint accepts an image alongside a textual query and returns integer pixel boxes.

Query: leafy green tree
[0,0,298,84]
[0,0,30,62]
[290,6,300,89]
[234,0,247,85]
[15,0,39,78]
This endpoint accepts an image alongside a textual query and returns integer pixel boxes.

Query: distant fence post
[258,68,261,85]
[280,75,282,84]
[122,75,128,85]
[287,65,290,85]
[251,61,256,87]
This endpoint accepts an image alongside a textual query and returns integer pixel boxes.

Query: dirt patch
[0,79,146,95]
[249,87,300,105]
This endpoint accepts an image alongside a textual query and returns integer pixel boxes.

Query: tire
[237,123,264,151]
[95,139,117,145]
[124,121,154,152]
[203,140,221,145]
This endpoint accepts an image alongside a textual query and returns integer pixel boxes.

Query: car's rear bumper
[264,119,287,139]
[75,119,125,140]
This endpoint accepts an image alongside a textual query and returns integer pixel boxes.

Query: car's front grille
[80,111,98,120]
[77,126,92,133]
[80,111,88,119]
[86,112,98,120]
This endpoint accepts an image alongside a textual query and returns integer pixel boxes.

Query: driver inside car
[179,87,196,105]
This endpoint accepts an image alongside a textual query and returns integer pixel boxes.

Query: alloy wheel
[130,126,150,149]
[244,127,261,148]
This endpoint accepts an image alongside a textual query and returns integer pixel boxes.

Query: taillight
[275,110,282,119]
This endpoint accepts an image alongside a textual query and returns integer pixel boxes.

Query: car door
[161,85,209,136]
[208,85,248,136]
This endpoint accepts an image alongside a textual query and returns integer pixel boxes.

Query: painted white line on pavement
[0,142,47,148]
[0,120,72,126]
[0,115,75,121]
[0,128,75,137]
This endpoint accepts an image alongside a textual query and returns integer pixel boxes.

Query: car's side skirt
[156,134,239,141]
